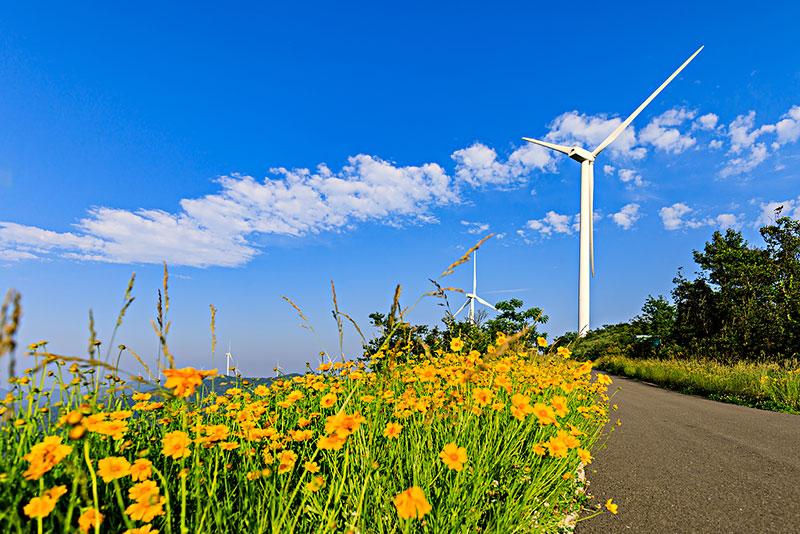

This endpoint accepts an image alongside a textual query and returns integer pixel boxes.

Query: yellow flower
[162,430,192,460]
[124,525,159,534]
[577,448,592,464]
[605,498,618,515]
[449,338,464,352]
[128,480,160,503]
[125,497,166,522]
[317,433,347,451]
[319,393,337,409]
[162,367,217,398]
[78,508,103,532]
[218,441,239,451]
[324,411,365,438]
[23,496,56,518]
[43,485,68,502]
[253,384,269,396]
[277,450,298,474]
[557,347,572,359]
[22,436,73,480]
[550,395,569,417]
[472,387,492,407]
[130,458,153,481]
[304,461,320,473]
[97,456,131,482]
[383,422,403,439]
[532,403,556,426]
[306,475,325,492]
[537,336,548,347]
[393,486,431,520]
[439,442,468,471]
[546,436,568,458]
[290,429,313,442]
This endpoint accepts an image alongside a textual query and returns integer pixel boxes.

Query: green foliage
[364,298,549,361]
[581,217,800,364]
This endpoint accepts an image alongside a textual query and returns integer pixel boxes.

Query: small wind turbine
[273,360,285,378]
[225,342,235,377]
[522,46,703,337]
[454,251,496,323]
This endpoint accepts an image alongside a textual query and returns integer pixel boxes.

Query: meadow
[597,354,800,414]
[0,260,617,533]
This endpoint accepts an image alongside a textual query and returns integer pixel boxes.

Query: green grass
[596,355,800,414]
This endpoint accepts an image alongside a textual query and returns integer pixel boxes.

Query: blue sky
[2,1,799,376]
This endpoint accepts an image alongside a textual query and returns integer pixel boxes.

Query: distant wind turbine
[225,342,235,377]
[522,46,703,337]
[454,251,496,323]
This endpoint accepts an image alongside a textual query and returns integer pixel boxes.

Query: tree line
[574,216,800,363]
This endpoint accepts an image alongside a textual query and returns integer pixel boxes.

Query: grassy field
[0,334,615,532]
[596,354,800,414]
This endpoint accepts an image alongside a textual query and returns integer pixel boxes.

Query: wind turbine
[454,251,496,323]
[225,342,235,377]
[522,46,703,337]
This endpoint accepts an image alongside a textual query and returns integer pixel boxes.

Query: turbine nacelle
[568,146,595,163]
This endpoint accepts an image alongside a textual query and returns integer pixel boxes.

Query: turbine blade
[473,252,477,294]
[521,137,572,155]
[589,162,595,277]
[454,299,469,317]
[474,295,496,310]
[592,45,704,157]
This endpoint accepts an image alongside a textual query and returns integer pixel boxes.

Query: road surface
[577,375,800,533]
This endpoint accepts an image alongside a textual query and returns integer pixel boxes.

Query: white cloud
[720,105,800,176]
[720,143,769,178]
[526,211,574,236]
[0,155,458,267]
[638,108,697,154]
[715,213,739,230]
[611,204,641,230]
[755,197,800,227]
[545,111,646,160]
[659,203,694,230]
[603,164,615,175]
[694,113,719,130]
[773,105,800,146]
[659,203,740,231]
[452,142,552,187]
[617,168,645,187]
[460,220,490,235]
[709,139,724,150]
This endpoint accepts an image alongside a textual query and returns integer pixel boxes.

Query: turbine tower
[454,251,497,323]
[523,46,703,337]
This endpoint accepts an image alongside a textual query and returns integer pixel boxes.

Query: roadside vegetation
[570,215,800,413]
[0,241,616,533]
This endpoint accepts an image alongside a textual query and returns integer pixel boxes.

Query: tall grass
[597,355,800,413]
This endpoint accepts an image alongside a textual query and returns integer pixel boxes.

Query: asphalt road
[577,375,800,533]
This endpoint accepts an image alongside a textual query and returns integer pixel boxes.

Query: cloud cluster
[658,203,738,231]
[452,143,553,188]
[1,155,457,267]
[720,105,800,177]
[460,220,490,235]
[611,204,641,230]
[754,197,800,227]
[638,108,698,154]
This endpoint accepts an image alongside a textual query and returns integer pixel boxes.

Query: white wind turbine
[454,251,496,323]
[225,342,235,377]
[523,46,703,337]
